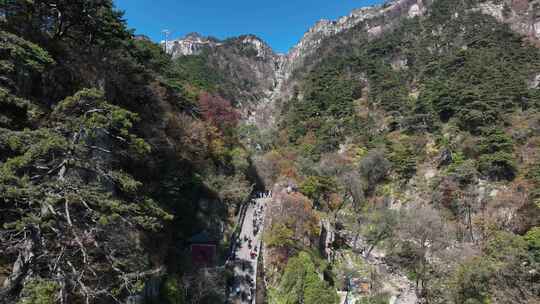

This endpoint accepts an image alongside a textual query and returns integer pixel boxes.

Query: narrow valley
[1,1,540,304]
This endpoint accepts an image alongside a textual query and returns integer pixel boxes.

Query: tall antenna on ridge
[162,29,171,53]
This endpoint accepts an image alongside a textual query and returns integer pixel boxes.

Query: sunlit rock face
[162,32,222,58]
[161,0,538,91]
[282,0,425,76]
[473,0,540,43]
[162,0,427,85]
[240,35,275,59]
[162,0,427,79]
[164,33,276,60]
[158,0,540,130]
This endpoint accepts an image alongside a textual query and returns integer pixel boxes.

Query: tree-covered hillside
[0,1,257,303]
[1,0,540,304]
[259,1,540,303]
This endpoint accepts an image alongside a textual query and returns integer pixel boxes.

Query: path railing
[227,191,271,304]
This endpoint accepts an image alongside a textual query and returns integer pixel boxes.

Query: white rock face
[241,35,274,59]
[163,0,426,83]
[161,0,428,132]
[424,168,436,180]
[391,57,408,70]
[408,4,422,17]
[282,0,424,77]
[164,32,277,60]
[534,21,540,39]
[531,74,540,89]
[476,2,505,22]
[367,25,383,37]
[473,1,540,42]
[163,33,221,58]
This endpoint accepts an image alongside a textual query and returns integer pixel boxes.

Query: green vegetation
[243,1,540,303]
[161,276,186,304]
[451,257,495,304]
[0,1,254,303]
[299,175,340,207]
[387,142,417,180]
[269,252,339,304]
[476,128,516,180]
[165,51,225,98]
[18,279,59,304]
[283,59,360,156]
[356,294,391,304]
[452,231,532,304]
[2,0,540,303]
[278,0,540,184]
[525,227,540,263]
[362,207,398,256]
[266,223,296,248]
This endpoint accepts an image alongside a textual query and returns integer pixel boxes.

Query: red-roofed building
[189,231,217,267]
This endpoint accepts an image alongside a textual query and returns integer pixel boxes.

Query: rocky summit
[1,1,540,304]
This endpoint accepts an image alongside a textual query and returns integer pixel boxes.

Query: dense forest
[0,1,255,303]
[1,0,540,304]
[262,0,540,303]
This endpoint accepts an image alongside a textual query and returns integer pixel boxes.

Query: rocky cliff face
[472,0,540,45]
[163,0,426,88]
[161,0,540,130]
[164,33,283,109]
[164,32,222,57]
[163,0,538,98]
[164,33,277,61]
[282,0,426,77]
[243,0,429,132]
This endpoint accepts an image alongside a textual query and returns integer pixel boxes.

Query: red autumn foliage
[198,92,239,130]
[511,0,528,13]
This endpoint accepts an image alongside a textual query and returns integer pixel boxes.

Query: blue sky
[113,0,384,53]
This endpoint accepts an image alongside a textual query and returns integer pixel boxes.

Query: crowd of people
[244,199,265,260]
[229,193,270,303]
[251,203,264,243]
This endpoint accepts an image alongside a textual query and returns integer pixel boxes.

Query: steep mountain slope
[283,0,426,77]
[1,0,540,304]
[474,0,540,44]
[0,2,254,304]
[165,33,282,107]
[250,1,540,304]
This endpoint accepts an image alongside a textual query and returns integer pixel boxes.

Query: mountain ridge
[161,0,540,141]
[163,0,540,73]
[163,0,425,72]
[2,0,540,303]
